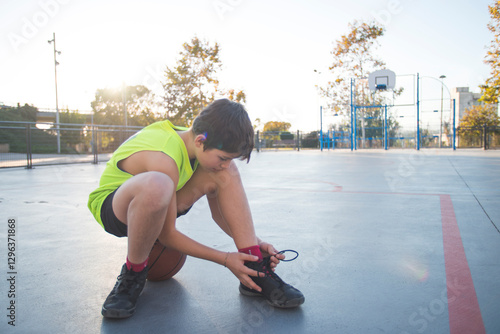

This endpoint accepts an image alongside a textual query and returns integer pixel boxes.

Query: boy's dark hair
[192,99,254,162]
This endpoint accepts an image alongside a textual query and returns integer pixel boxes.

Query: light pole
[439,75,446,148]
[314,69,322,133]
[418,75,451,149]
[48,32,61,154]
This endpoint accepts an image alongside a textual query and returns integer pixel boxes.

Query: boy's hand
[225,252,264,292]
[258,241,285,270]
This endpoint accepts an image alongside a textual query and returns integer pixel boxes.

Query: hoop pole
[384,105,388,150]
[452,99,456,150]
[350,78,354,151]
[320,106,323,151]
[354,106,357,150]
[416,73,420,150]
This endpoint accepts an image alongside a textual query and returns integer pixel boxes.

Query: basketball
[147,240,187,281]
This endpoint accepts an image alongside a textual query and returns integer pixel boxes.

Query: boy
[88,99,304,319]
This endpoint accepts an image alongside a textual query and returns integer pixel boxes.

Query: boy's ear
[194,134,206,147]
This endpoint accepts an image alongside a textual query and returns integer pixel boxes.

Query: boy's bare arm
[122,151,265,291]
[118,151,180,182]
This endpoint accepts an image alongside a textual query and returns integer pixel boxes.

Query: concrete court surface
[0,149,499,334]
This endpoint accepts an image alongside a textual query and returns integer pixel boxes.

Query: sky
[0,0,494,131]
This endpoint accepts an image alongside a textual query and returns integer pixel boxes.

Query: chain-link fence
[456,126,500,149]
[1,122,499,168]
[0,121,142,168]
[254,130,328,151]
[318,126,500,150]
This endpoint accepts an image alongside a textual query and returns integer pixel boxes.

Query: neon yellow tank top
[87,120,198,228]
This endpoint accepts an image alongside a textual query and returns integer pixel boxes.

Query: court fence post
[384,105,388,150]
[350,79,354,151]
[92,125,98,164]
[483,125,488,150]
[256,130,260,152]
[25,123,33,169]
[452,99,456,150]
[296,130,300,151]
[320,106,323,151]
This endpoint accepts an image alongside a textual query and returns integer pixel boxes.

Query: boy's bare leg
[101,171,176,319]
[176,161,258,249]
[178,161,305,308]
[111,162,259,262]
[112,171,175,264]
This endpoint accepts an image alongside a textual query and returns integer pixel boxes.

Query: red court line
[250,184,487,332]
[441,194,485,334]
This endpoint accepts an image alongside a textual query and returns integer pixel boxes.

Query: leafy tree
[459,104,500,129]
[301,130,320,148]
[91,85,158,127]
[420,128,435,148]
[458,104,500,147]
[253,117,262,130]
[320,20,386,114]
[320,20,401,148]
[59,109,88,152]
[0,104,66,153]
[263,121,291,132]
[91,85,157,152]
[162,37,245,126]
[480,1,500,103]
[0,103,37,122]
[259,121,292,147]
[227,89,246,104]
[0,104,38,152]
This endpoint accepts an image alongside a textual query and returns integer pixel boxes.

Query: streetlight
[314,69,323,140]
[48,32,61,154]
[439,75,446,148]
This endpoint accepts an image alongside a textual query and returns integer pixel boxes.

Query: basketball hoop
[368,69,396,91]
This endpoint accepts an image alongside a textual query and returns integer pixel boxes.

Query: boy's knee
[210,161,241,188]
[227,160,239,174]
[140,172,174,208]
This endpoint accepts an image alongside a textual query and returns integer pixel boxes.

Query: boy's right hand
[224,252,264,292]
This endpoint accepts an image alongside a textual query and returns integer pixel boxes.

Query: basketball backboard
[368,69,396,91]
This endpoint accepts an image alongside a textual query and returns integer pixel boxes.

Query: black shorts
[100,188,192,238]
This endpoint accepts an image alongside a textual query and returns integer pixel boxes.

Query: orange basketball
[147,241,186,281]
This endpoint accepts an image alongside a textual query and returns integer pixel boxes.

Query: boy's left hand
[258,241,285,270]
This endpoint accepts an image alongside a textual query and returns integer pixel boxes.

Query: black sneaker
[239,250,304,308]
[101,264,148,318]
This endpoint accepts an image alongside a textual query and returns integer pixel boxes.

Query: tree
[91,85,158,152]
[320,20,386,114]
[227,89,246,104]
[263,121,291,132]
[59,109,88,152]
[253,118,262,131]
[0,104,74,153]
[320,20,401,148]
[480,1,500,103]
[458,104,500,146]
[0,103,37,122]
[91,85,158,127]
[459,104,500,129]
[162,37,245,126]
[0,104,39,153]
[260,121,292,147]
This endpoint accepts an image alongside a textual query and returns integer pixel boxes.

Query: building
[450,87,482,127]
